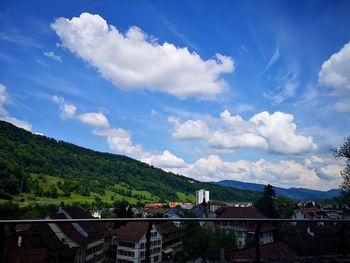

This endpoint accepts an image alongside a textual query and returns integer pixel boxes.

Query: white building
[115,222,162,263]
[196,189,209,205]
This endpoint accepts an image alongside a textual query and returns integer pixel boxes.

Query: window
[140,243,145,249]
[118,250,135,257]
[119,241,135,248]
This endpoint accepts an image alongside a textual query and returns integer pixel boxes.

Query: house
[48,206,107,263]
[4,223,75,263]
[142,207,169,218]
[292,207,326,220]
[164,208,181,227]
[90,209,103,219]
[217,206,274,249]
[155,222,182,260]
[115,222,162,263]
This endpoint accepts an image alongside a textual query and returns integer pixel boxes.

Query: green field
[3,174,196,207]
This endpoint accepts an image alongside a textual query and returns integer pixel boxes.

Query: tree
[255,184,278,218]
[333,136,350,201]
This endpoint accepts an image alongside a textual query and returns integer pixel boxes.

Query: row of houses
[5,202,349,262]
[5,206,182,263]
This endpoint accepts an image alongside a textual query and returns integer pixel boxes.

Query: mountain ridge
[214,179,341,200]
[0,120,261,204]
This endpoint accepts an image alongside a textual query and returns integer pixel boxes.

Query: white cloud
[264,46,280,71]
[52,12,234,99]
[168,116,209,140]
[60,104,77,119]
[141,150,186,168]
[169,109,317,155]
[0,84,32,131]
[319,41,350,92]
[44,51,62,62]
[264,70,299,104]
[79,112,109,128]
[52,95,109,127]
[319,41,350,112]
[250,111,317,154]
[0,83,8,115]
[334,98,350,112]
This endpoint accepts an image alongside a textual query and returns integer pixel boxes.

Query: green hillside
[0,121,261,206]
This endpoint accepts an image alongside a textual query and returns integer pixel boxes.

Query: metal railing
[1,218,349,262]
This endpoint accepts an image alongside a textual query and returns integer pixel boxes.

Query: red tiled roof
[115,222,151,242]
[299,207,322,219]
[218,206,266,218]
[231,241,297,260]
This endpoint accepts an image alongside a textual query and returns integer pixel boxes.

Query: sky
[1,0,350,191]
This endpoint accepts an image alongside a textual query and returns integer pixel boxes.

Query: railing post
[255,222,262,263]
[145,221,153,263]
[0,223,4,263]
[341,222,349,258]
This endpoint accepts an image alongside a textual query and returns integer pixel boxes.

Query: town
[3,187,350,262]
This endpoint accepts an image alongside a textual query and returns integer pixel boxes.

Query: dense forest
[0,121,261,204]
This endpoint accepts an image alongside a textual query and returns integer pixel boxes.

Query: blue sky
[1,0,350,190]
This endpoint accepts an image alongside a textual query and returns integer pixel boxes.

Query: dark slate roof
[218,206,266,218]
[50,213,89,246]
[62,207,106,234]
[115,222,151,242]
[284,230,346,256]
[231,241,298,260]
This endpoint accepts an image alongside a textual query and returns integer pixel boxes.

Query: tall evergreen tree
[255,184,278,218]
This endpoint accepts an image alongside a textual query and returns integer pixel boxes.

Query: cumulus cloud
[167,154,342,191]
[168,116,209,139]
[319,41,350,111]
[141,150,186,168]
[79,112,109,128]
[51,12,234,99]
[93,128,144,158]
[0,84,32,131]
[44,51,62,62]
[52,95,109,127]
[169,109,317,155]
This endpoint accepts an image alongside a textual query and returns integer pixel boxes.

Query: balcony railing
[0,218,349,263]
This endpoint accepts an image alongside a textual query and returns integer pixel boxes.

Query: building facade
[115,222,162,263]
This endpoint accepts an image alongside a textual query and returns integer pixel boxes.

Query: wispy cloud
[264,69,299,104]
[264,46,280,71]
[44,51,62,62]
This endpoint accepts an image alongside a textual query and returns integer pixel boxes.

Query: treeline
[0,121,261,202]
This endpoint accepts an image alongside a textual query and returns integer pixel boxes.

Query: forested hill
[0,121,261,204]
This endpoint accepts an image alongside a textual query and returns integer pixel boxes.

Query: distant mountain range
[214,180,341,200]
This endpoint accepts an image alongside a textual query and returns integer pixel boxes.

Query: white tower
[196,189,210,205]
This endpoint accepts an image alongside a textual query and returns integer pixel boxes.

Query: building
[115,222,162,263]
[155,222,182,260]
[217,206,274,249]
[196,189,209,205]
[5,223,75,263]
[292,207,325,220]
[48,206,107,263]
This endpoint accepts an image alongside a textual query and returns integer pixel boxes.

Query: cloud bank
[169,109,317,155]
